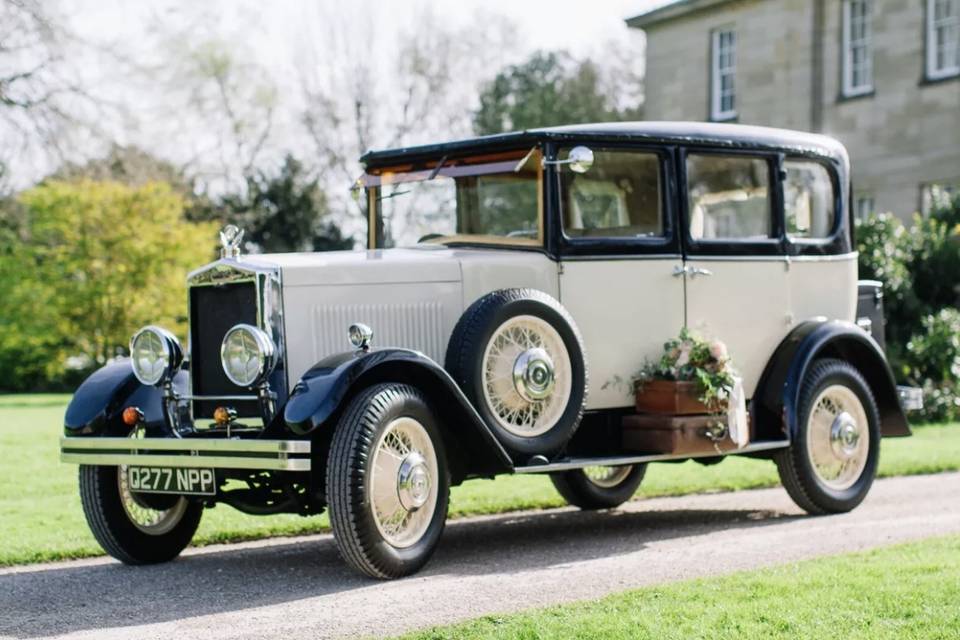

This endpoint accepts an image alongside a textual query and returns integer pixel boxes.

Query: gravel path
[3,472,959,640]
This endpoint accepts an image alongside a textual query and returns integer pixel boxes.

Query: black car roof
[359,121,848,168]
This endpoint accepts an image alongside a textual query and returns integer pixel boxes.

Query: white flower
[709,340,728,361]
[675,343,691,368]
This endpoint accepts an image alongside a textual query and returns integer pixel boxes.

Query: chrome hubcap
[481,315,572,438]
[369,417,439,548]
[806,385,870,491]
[583,465,633,488]
[513,347,556,401]
[397,452,431,511]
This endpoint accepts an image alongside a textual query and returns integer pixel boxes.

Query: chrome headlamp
[220,324,277,388]
[129,326,184,386]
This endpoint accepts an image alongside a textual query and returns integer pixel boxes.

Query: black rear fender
[752,320,910,442]
[283,349,514,480]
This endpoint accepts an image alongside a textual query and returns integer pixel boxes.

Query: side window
[783,160,836,239]
[560,149,663,239]
[686,154,771,240]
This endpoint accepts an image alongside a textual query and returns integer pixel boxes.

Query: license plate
[126,466,216,496]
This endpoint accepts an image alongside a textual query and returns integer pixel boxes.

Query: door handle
[672,265,713,278]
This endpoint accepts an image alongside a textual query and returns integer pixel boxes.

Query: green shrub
[902,308,960,422]
[0,180,217,391]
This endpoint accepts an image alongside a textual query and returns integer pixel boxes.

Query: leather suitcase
[621,413,736,455]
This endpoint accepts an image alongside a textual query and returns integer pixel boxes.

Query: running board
[60,436,311,472]
[514,440,791,474]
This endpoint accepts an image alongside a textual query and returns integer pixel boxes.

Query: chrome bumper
[60,437,311,472]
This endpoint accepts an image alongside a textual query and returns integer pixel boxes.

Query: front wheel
[79,464,203,564]
[775,358,880,514]
[550,464,646,510]
[326,383,450,579]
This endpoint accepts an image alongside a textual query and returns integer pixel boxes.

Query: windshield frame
[364,147,545,250]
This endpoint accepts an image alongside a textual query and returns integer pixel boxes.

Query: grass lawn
[1,393,959,566]
[398,535,960,640]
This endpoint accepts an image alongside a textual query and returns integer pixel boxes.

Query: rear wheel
[79,464,203,564]
[550,464,646,510]
[326,383,450,579]
[775,359,880,514]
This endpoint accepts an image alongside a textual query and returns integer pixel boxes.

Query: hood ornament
[219,224,244,259]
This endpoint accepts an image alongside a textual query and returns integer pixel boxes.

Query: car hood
[240,247,464,287]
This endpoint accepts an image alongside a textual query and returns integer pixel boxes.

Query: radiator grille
[189,282,258,417]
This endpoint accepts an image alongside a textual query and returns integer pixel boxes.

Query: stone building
[627,0,960,220]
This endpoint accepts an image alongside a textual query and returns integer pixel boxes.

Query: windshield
[362,148,542,248]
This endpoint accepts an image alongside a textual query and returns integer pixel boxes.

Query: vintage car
[60,122,918,579]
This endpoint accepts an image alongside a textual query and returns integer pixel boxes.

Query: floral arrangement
[635,328,736,414]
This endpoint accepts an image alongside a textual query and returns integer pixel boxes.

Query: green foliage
[636,328,736,412]
[0,180,217,391]
[902,309,960,422]
[212,154,353,253]
[857,198,960,421]
[474,51,642,135]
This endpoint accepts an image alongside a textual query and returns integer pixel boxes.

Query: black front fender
[752,320,910,441]
[64,359,187,436]
[283,349,513,475]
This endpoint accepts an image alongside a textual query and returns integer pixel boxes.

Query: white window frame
[855,195,874,221]
[927,0,960,80]
[710,29,737,121]
[842,0,873,97]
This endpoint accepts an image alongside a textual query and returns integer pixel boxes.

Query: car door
[557,145,686,410]
[680,149,790,398]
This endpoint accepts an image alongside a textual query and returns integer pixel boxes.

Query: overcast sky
[7,0,670,189]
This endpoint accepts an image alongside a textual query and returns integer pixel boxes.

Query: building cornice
[626,0,736,29]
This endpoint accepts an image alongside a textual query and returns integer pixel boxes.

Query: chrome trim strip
[514,440,791,474]
[61,436,310,453]
[689,251,857,263]
[60,436,311,471]
[60,452,310,471]
[183,394,261,402]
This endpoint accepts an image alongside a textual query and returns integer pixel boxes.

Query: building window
[927,0,960,80]
[710,29,736,121]
[855,196,874,221]
[842,0,873,97]
[921,183,957,216]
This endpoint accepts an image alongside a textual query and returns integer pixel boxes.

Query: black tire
[79,464,203,564]
[326,383,450,579]
[445,288,587,457]
[550,464,647,510]
[775,358,881,515]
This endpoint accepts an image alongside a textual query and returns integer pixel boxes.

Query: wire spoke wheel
[117,466,188,535]
[481,315,572,438]
[583,465,634,489]
[805,384,870,491]
[368,417,440,549]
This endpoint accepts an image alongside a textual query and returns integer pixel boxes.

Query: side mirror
[543,146,594,174]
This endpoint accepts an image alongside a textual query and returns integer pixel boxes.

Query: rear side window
[560,149,664,239]
[686,154,771,240]
[783,160,836,239]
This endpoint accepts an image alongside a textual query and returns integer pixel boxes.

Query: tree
[0,180,217,391]
[0,0,105,175]
[474,50,644,136]
[215,154,353,253]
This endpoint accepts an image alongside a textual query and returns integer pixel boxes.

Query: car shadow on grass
[0,505,802,638]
